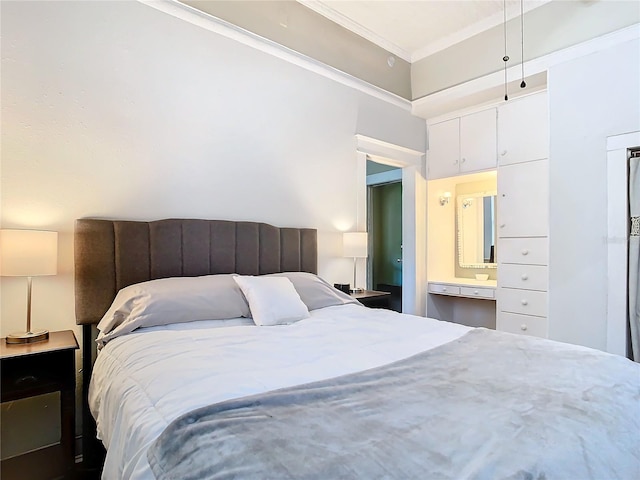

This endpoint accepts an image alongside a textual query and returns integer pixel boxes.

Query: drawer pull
[442,287,447,292]
[500,224,505,228]
[501,150,507,156]
[461,157,466,163]
[521,274,529,281]
[473,290,479,294]
[521,249,529,256]
[521,299,529,306]
[521,324,528,331]
[15,375,39,386]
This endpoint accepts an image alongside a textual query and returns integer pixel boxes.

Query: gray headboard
[74,218,318,325]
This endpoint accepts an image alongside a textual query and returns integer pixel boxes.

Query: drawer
[498,288,547,317]
[499,264,548,291]
[459,286,495,299]
[499,237,548,265]
[497,312,548,338]
[428,283,460,295]
[1,350,73,400]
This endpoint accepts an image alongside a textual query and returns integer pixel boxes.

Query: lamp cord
[503,0,509,101]
[520,0,526,89]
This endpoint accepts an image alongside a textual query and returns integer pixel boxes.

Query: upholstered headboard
[74,218,318,325]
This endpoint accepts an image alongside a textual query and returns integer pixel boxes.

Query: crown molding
[139,0,411,111]
[298,0,412,62]
[411,0,553,62]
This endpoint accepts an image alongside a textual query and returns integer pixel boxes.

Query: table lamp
[1,229,58,344]
[343,231,368,293]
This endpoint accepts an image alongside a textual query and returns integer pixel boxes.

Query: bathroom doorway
[367,160,402,312]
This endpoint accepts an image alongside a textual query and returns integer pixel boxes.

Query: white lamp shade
[0,229,58,276]
[343,232,368,258]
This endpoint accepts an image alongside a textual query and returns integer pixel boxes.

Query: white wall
[0,0,425,453]
[0,0,425,338]
[548,38,640,350]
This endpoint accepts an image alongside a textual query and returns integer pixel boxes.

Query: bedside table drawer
[1,350,74,400]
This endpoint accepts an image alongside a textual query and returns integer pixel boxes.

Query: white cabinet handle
[521,299,529,306]
[521,274,529,280]
[473,290,479,294]
[461,157,466,163]
[521,249,529,256]
[500,223,505,228]
[454,159,458,164]
[501,150,508,156]
[442,287,447,292]
[520,324,528,331]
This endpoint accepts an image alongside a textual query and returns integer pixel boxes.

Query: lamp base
[5,330,49,345]
[350,287,364,294]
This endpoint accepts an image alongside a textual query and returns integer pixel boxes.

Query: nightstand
[352,290,392,309]
[1,330,79,480]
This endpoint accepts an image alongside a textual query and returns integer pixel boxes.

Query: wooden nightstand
[352,290,392,309]
[1,330,79,480]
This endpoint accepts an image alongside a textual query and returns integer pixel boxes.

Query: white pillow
[233,275,310,326]
[97,274,251,347]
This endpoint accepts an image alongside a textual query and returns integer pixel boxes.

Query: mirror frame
[457,190,498,269]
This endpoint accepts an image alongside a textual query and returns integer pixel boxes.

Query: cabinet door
[460,108,497,174]
[497,92,548,166]
[427,118,460,179]
[497,159,548,237]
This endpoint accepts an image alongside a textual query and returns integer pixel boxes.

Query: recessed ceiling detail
[299,0,552,62]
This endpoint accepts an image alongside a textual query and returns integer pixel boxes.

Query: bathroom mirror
[457,191,497,268]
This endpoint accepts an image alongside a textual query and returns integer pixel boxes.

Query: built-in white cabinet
[426,91,549,339]
[460,109,497,173]
[498,92,549,165]
[428,108,497,179]
[497,159,549,237]
[428,118,460,179]
[496,92,549,339]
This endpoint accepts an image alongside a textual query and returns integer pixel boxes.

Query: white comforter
[90,304,470,479]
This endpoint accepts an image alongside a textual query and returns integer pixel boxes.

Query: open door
[367,161,402,312]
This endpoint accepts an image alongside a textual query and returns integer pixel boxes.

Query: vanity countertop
[428,278,497,288]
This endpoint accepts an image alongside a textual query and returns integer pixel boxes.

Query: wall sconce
[0,229,58,344]
[439,192,452,206]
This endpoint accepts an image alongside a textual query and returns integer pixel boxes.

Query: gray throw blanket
[148,329,640,480]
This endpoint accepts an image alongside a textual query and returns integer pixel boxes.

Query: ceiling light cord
[520,0,526,89]
[503,0,509,101]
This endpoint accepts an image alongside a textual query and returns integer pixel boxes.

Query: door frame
[355,135,426,315]
[367,177,403,295]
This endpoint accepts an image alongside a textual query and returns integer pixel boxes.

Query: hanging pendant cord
[520,0,526,88]
[503,0,509,100]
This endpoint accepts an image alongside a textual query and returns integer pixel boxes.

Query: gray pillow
[267,272,360,311]
[97,274,251,347]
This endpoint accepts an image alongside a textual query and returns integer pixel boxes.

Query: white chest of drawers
[496,92,549,339]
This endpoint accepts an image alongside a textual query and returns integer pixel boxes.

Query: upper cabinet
[497,92,549,165]
[428,108,497,179]
[460,108,498,174]
[427,118,460,179]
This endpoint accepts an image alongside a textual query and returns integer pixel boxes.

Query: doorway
[367,160,402,312]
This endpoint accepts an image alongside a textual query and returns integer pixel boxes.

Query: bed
[75,218,640,480]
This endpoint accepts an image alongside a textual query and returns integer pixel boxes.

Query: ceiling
[299,0,553,62]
